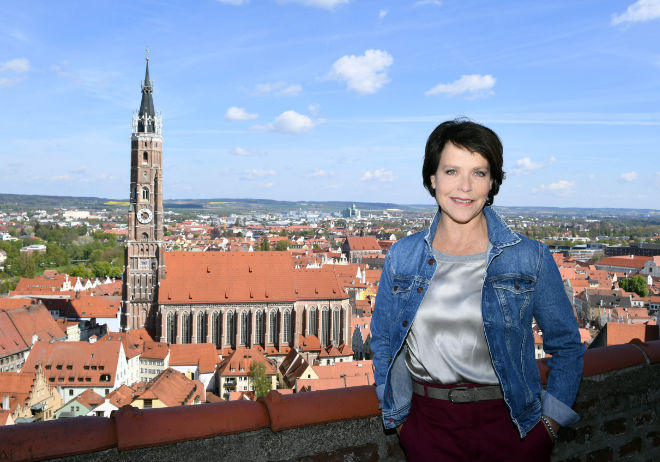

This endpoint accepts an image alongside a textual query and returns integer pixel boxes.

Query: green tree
[274,239,291,251]
[18,253,37,278]
[619,276,649,297]
[249,362,272,398]
[259,237,270,251]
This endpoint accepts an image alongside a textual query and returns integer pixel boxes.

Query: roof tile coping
[262,385,380,432]
[1,340,660,460]
[536,339,659,383]
[0,416,116,462]
[112,400,270,451]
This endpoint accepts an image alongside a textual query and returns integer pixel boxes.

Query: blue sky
[1,0,659,209]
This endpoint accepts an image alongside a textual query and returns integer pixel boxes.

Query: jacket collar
[423,205,520,251]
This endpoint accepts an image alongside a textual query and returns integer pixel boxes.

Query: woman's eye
[445,169,455,175]
[475,171,488,177]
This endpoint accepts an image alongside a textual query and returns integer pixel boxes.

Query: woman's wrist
[540,415,559,441]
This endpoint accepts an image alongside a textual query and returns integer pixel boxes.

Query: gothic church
[121,59,352,355]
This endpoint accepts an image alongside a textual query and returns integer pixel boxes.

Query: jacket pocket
[489,275,536,324]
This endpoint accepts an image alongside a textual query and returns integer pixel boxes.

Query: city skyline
[1,0,659,209]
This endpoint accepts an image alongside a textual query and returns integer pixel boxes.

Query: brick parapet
[1,340,659,461]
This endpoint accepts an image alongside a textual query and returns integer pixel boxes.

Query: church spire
[137,51,156,133]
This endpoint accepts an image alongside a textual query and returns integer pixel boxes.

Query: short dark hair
[422,118,505,207]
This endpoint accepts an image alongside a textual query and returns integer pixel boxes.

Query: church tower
[121,55,165,337]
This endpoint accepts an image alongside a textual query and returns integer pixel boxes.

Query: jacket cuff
[541,390,579,427]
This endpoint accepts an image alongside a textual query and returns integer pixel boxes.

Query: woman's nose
[458,175,472,191]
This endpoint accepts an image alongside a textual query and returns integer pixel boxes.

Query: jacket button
[417,286,423,293]
[388,393,391,398]
[514,284,520,290]
[428,258,434,265]
[393,285,398,291]
[402,320,408,327]
[388,419,393,423]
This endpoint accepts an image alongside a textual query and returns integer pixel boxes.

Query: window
[321,309,330,346]
[141,186,149,201]
[309,308,318,337]
[143,399,153,409]
[56,365,62,370]
[333,309,340,345]
[100,374,111,382]
[143,152,148,164]
[226,311,236,348]
[255,311,264,345]
[167,312,177,344]
[269,310,278,344]
[69,390,73,396]
[240,311,249,346]
[197,312,207,343]
[283,310,291,345]
[181,312,192,344]
[212,312,221,347]
[66,365,72,370]
[141,232,149,241]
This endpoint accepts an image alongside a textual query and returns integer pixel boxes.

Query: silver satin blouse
[405,245,499,385]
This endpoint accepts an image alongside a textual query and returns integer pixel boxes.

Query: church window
[321,309,329,346]
[181,312,192,344]
[197,312,207,343]
[240,311,250,346]
[283,310,291,345]
[333,309,340,345]
[226,311,236,348]
[309,308,318,337]
[212,312,222,348]
[268,310,278,344]
[141,232,149,241]
[255,311,264,345]
[142,186,149,201]
[143,152,148,164]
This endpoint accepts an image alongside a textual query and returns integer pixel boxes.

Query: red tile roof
[345,237,381,251]
[133,368,205,406]
[70,295,120,319]
[597,255,652,270]
[0,371,37,414]
[169,343,218,374]
[23,341,122,388]
[159,252,297,304]
[217,346,277,377]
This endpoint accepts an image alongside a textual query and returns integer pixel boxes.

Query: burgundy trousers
[398,382,554,462]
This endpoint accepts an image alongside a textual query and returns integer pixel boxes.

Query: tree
[275,239,291,251]
[619,276,649,297]
[258,237,270,251]
[249,362,272,398]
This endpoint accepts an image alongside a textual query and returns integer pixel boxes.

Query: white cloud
[225,106,258,121]
[511,156,556,175]
[414,0,443,6]
[620,171,638,181]
[276,0,349,10]
[260,182,274,188]
[0,77,15,87]
[379,10,388,20]
[217,0,249,5]
[230,146,251,156]
[426,74,495,98]
[306,168,335,178]
[252,81,302,96]
[361,168,394,182]
[327,49,393,95]
[0,58,30,73]
[535,180,575,195]
[243,168,276,179]
[252,110,319,134]
[612,0,660,25]
[308,103,320,116]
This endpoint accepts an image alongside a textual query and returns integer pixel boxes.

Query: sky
[0,0,659,209]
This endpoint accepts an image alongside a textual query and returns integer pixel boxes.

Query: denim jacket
[371,206,584,437]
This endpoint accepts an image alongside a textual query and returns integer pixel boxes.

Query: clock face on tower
[137,208,153,224]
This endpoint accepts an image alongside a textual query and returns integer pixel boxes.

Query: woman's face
[430,142,492,227]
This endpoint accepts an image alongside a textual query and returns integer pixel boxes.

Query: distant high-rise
[121,55,165,336]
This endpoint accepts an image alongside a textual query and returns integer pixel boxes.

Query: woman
[371,119,584,461]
